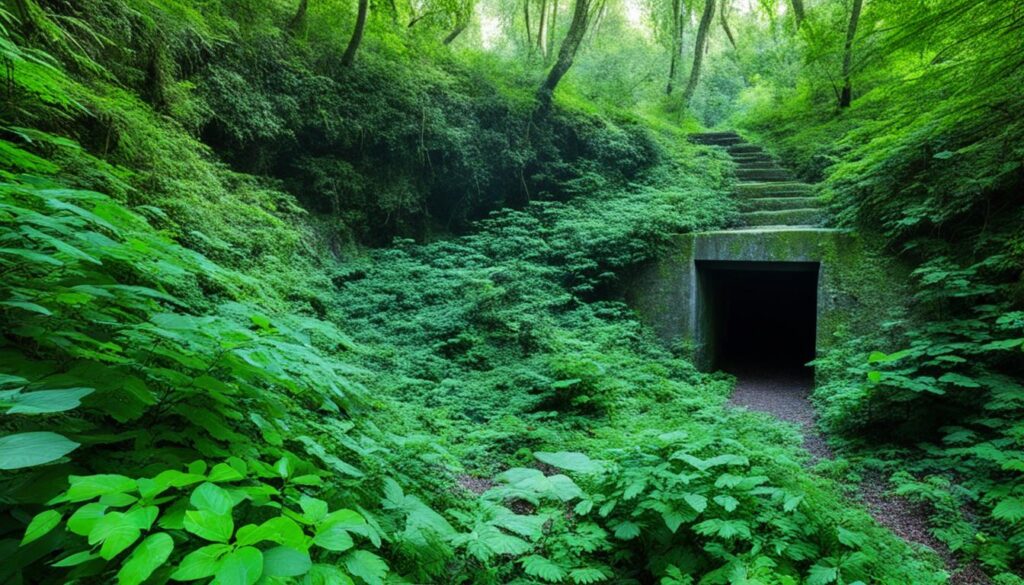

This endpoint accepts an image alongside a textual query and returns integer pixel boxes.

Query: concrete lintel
[625,228,858,370]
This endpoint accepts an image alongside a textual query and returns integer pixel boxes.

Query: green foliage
[0,0,1005,583]
[723,1,1024,579]
[474,431,943,584]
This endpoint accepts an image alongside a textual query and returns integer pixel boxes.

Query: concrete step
[735,161,779,170]
[739,208,824,227]
[728,144,764,155]
[730,154,774,164]
[690,131,741,140]
[735,182,814,196]
[699,138,745,147]
[689,132,744,147]
[737,168,793,182]
[741,197,821,212]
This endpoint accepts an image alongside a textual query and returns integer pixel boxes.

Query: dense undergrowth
[734,0,1024,579]
[0,0,955,584]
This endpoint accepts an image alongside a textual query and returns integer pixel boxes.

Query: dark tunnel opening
[697,261,820,374]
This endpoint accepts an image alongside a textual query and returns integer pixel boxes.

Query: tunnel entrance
[696,261,820,373]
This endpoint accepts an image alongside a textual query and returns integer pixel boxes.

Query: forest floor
[727,369,991,585]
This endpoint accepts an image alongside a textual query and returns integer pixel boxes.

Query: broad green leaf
[183,510,233,543]
[344,550,388,585]
[837,527,868,548]
[574,499,594,515]
[208,463,245,482]
[88,511,141,559]
[939,373,981,388]
[235,516,305,548]
[661,509,689,533]
[714,495,739,512]
[6,387,94,414]
[117,532,174,585]
[322,508,367,531]
[126,506,160,531]
[303,564,355,585]
[0,301,52,315]
[191,482,234,515]
[693,518,752,541]
[534,451,602,474]
[65,474,136,502]
[613,521,641,540]
[0,247,63,266]
[21,509,62,545]
[274,456,293,478]
[622,480,646,500]
[0,432,79,469]
[67,503,108,535]
[683,493,707,513]
[214,547,263,585]
[262,546,312,578]
[52,550,101,567]
[300,495,329,522]
[0,373,28,388]
[314,525,355,552]
[169,543,231,581]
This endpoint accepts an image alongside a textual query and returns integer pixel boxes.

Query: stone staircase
[690,132,823,228]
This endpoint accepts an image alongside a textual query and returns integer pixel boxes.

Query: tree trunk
[547,0,558,57]
[537,0,591,108]
[536,0,548,56]
[839,0,863,107]
[342,0,369,66]
[524,0,533,51]
[720,0,736,49]
[790,0,805,27]
[666,0,683,95]
[289,0,309,33]
[443,23,467,44]
[682,0,715,105]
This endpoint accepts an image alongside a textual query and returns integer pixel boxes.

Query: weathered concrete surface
[626,227,859,369]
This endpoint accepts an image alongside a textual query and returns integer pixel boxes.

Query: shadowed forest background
[0,0,1022,583]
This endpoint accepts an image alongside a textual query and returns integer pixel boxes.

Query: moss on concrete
[625,227,907,372]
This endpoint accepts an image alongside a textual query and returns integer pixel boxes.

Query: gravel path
[727,368,990,585]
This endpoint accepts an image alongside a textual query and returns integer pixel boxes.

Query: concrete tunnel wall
[625,228,869,372]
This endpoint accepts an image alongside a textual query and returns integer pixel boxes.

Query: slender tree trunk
[667,52,679,96]
[719,0,736,49]
[547,0,558,57]
[536,0,548,56]
[524,0,533,51]
[444,23,467,44]
[666,0,682,94]
[588,0,607,41]
[790,0,805,28]
[342,0,369,66]
[839,0,863,107]
[289,0,309,32]
[682,0,715,105]
[408,12,434,27]
[537,0,591,108]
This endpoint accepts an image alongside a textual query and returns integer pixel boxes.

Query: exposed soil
[457,474,497,495]
[727,367,991,585]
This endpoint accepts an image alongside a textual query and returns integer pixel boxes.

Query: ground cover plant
[1,0,1021,583]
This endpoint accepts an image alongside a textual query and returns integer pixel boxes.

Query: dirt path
[727,369,990,585]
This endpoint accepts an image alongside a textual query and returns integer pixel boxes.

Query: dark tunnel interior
[697,261,820,374]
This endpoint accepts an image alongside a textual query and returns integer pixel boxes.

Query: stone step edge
[740,197,821,211]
